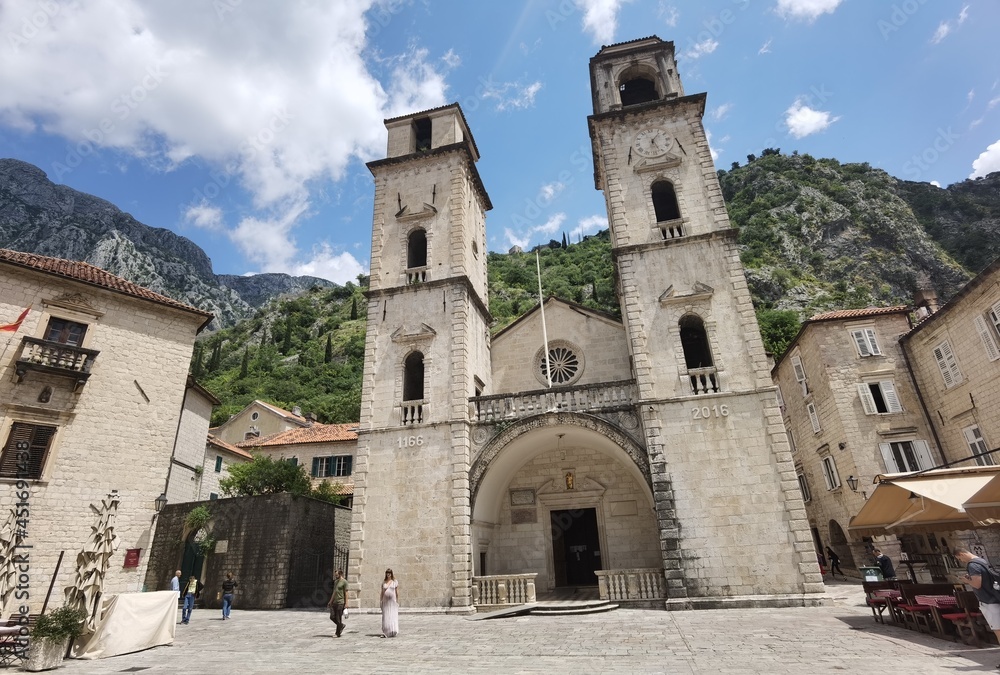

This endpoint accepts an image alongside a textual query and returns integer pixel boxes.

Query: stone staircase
[529,599,619,615]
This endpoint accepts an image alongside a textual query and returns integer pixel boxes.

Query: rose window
[539,346,580,385]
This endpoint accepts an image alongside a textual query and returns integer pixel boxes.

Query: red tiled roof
[237,423,359,448]
[808,306,910,322]
[0,248,213,321]
[207,434,253,460]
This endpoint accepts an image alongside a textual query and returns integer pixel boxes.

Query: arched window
[407,229,427,269]
[619,76,659,107]
[680,315,713,370]
[403,351,425,401]
[651,181,681,222]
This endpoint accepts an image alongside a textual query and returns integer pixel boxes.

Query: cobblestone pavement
[51,581,1000,674]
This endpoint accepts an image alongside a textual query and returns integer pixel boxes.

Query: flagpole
[536,250,552,388]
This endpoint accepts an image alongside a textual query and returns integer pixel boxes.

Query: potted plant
[24,606,87,672]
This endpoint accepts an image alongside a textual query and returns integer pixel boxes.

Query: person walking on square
[873,549,896,580]
[221,573,237,621]
[170,570,181,597]
[181,575,198,624]
[954,547,1000,644]
[825,547,843,578]
[327,569,348,638]
[380,568,399,638]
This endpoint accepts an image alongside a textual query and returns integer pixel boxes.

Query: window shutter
[991,300,1000,335]
[775,386,785,412]
[857,384,877,415]
[879,443,897,473]
[865,328,882,356]
[933,341,962,388]
[344,456,353,476]
[791,355,806,383]
[1,423,56,479]
[311,457,321,478]
[807,402,821,433]
[881,381,903,413]
[215,455,223,473]
[852,330,870,357]
[913,440,934,471]
[974,315,1000,361]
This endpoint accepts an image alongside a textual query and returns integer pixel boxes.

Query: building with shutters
[0,247,211,610]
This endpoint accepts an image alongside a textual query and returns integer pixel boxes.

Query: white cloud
[784,98,840,138]
[570,215,607,240]
[706,130,719,161]
[968,89,976,104]
[441,49,461,68]
[970,139,1000,179]
[576,0,631,45]
[775,0,843,22]
[0,0,450,282]
[959,5,970,23]
[504,228,530,250]
[710,103,733,121]
[931,22,951,44]
[759,38,773,55]
[536,213,567,236]
[291,243,366,284]
[684,38,718,60]
[658,2,679,27]
[481,79,543,111]
[930,180,941,188]
[184,203,225,231]
[539,182,566,203]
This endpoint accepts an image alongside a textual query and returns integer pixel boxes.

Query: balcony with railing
[686,366,720,395]
[405,266,428,284]
[401,400,426,426]
[14,336,99,392]
[470,379,638,422]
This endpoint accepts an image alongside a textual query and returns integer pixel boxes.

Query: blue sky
[1,1,997,284]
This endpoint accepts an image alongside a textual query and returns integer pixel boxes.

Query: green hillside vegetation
[194,152,995,418]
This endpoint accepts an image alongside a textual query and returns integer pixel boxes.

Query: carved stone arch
[469,412,650,507]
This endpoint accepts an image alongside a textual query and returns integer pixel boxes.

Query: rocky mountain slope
[0,159,333,327]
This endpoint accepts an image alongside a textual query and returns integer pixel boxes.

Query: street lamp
[154,492,168,514]
[845,475,859,492]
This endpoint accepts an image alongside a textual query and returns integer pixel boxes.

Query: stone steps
[529,600,619,616]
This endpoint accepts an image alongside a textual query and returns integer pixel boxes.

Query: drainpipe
[899,338,945,465]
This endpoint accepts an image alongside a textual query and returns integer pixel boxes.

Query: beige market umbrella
[962,473,1000,527]
[64,493,120,632]
[0,507,25,620]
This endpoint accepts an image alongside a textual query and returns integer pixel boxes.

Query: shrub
[33,606,87,642]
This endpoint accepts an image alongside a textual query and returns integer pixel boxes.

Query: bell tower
[349,103,492,610]
[588,37,822,607]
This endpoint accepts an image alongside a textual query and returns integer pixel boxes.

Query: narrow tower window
[413,117,432,152]
[619,76,659,107]
[407,229,427,269]
[651,180,681,223]
[680,315,718,394]
[403,351,425,401]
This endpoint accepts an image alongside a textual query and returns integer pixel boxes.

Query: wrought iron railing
[470,380,637,422]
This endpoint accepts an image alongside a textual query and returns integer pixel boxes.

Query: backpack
[971,558,1000,602]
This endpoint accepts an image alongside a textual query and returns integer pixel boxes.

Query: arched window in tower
[413,116,432,152]
[619,76,659,107]
[406,228,427,283]
[402,351,425,425]
[680,314,719,394]
[651,180,682,239]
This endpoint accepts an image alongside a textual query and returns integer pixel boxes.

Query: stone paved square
[51,583,1000,674]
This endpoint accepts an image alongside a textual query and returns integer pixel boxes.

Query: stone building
[0,248,211,610]
[211,398,312,445]
[772,307,942,575]
[237,422,359,506]
[348,37,820,611]
[195,434,253,502]
[164,377,228,504]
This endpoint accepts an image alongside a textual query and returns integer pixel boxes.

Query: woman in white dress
[380,568,399,638]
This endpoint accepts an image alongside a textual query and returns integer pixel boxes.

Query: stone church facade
[348,37,822,611]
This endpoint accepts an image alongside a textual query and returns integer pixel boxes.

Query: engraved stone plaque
[509,488,535,506]
[511,509,537,524]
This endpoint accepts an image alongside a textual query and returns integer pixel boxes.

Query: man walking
[327,569,348,638]
[181,575,198,624]
[954,547,1000,643]
[170,570,182,597]
[825,547,843,578]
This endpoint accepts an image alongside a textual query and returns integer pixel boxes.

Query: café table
[914,594,959,638]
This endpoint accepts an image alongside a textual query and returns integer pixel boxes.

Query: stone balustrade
[596,568,666,603]
[406,266,428,284]
[15,336,99,391]
[470,379,637,422]
[686,366,720,395]
[472,573,537,608]
[400,400,425,426]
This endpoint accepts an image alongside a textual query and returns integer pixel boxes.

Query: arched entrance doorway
[470,414,659,593]
[828,520,856,570]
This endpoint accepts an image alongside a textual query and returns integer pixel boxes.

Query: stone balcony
[469,379,638,422]
[14,336,99,392]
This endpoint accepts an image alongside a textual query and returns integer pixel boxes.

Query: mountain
[0,159,334,327]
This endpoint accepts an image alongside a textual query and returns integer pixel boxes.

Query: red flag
[0,306,30,332]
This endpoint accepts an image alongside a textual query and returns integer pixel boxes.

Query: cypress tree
[282,321,292,353]
[350,297,358,320]
[191,343,203,377]
[208,343,221,371]
[324,334,333,364]
[240,347,249,378]
[561,232,568,249]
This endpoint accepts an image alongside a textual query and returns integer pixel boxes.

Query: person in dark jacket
[221,573,238,620]
[825,547,843,578]
[873,548,896,580]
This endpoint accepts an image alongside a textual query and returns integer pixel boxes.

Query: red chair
[941,591,995,647]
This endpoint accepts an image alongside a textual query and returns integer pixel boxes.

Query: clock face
[634,128,672,157]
